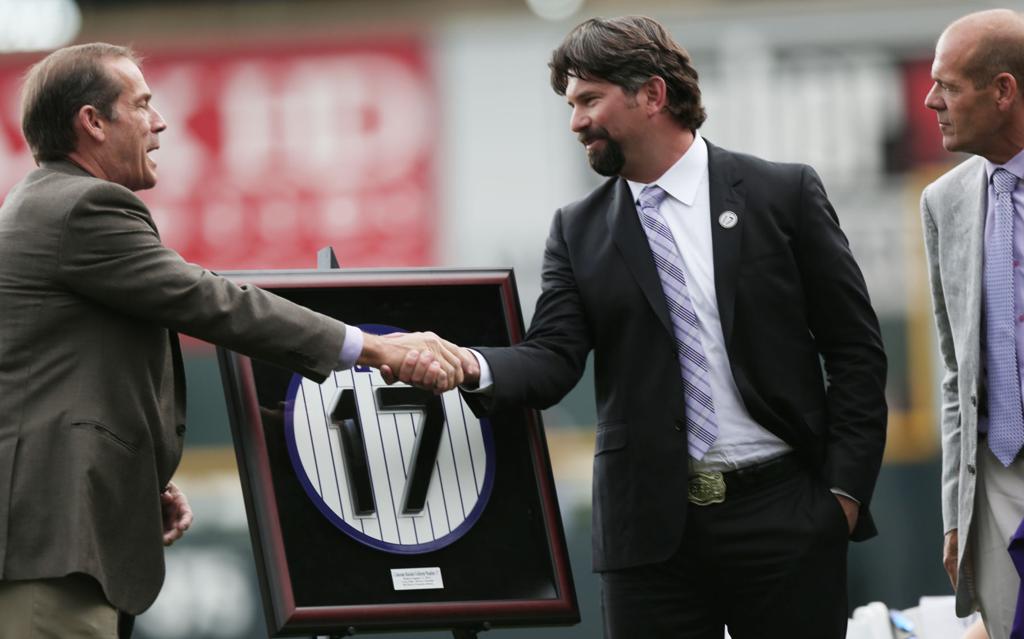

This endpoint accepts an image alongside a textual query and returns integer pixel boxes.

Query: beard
[580,127,625,176]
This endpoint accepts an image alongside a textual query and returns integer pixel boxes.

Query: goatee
[587,138,625,176]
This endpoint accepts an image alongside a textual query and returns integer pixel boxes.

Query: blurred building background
[0,0,1011,636]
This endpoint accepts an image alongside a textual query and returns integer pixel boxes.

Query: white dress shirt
[625,134,791,472]
[470,133,792,473]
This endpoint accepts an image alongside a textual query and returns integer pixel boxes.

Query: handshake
[357,331,482,393]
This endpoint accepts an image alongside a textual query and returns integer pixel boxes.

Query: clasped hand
[359,331,478,393]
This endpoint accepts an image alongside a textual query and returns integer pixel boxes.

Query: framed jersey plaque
[215,268,578,637]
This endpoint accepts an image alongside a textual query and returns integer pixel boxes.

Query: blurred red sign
[901,58,947,167]
[0,39,437,268]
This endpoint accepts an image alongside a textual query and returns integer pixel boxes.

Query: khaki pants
[973,444,1024,639]
[0,574,119,638]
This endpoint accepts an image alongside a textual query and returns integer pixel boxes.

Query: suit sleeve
[795,165,888,506]
[56,181,346,382]
[472,209,593,411]
[921,186,961,534]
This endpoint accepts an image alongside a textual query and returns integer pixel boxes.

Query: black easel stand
[317,246,341,270]
[451,623,491,638]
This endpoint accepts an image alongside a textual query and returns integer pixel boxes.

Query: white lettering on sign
[0,41,438,271]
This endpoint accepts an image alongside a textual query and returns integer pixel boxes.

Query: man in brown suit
[0,43,474,638]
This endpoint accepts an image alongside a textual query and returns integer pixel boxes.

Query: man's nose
[924,83,943,111]
[152,107,167,133]
[570,107,589,133]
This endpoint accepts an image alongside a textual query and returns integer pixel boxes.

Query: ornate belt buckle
[688,471,726,505]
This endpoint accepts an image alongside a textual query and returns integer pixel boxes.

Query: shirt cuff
[829,488,859,504]
[461,349,494,393]
[335,325,364,371]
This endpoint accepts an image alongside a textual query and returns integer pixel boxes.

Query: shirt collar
[626,132,708,206]
[986,147,1024,183]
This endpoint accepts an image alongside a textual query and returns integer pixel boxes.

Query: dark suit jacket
[0,161,347,614]
[473,142,887,573]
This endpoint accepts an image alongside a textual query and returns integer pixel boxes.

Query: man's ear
[641,76,668,115]
[75,105,107,143]
[994,72,1019,111]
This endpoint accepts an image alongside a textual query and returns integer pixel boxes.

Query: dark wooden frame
[215,268,578,637]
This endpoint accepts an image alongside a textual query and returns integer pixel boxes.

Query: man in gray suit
[922,9,1024,637]
[0,43,473,638]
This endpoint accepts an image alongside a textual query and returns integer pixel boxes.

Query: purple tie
[637,185,718,459]
[986,168,1024,467]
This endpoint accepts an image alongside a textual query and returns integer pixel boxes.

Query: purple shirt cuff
[336,325,364,370]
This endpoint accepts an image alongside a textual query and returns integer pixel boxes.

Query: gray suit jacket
[0,161,346,614]
[921,155,988,615]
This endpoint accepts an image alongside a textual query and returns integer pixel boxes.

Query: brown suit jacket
[0,161,346,614]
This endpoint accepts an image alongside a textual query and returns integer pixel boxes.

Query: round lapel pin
[718,210,739,229]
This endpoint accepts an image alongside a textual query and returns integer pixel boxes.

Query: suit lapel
[707,142,745,346]
[607,179,675,336]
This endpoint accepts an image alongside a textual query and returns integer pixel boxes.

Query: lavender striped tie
[637,185,718,459]
[985,168,1024,467]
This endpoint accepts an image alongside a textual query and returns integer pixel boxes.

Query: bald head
[926,9,1024,161]
[940,9,1024,90]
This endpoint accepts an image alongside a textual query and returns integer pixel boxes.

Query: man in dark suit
[458,16,887,639]
[0,43,473,638]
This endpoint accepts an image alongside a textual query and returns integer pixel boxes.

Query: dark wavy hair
[21,43,137,163]
[549,16,707,130]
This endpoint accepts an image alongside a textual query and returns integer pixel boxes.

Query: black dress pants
[600,468,849,639]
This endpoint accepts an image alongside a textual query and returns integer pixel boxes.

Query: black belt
[687,453,802,505]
